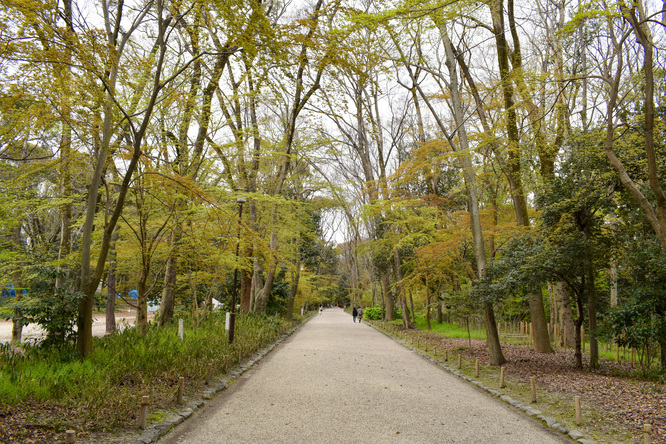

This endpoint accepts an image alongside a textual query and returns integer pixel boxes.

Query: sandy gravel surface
[0,308,146,343]
[160,308,569,444]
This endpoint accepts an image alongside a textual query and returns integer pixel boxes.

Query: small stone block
[568,430,585,440]
[543,417,557,427]
[525,408,542,416]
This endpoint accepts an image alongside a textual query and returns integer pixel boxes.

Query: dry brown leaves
[418,332,665,443]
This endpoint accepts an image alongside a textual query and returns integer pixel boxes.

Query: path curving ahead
[160,308,569,444]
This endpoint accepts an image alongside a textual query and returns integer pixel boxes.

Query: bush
[364,306,382,320]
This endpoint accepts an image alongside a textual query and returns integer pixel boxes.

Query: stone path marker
[160,308,569,444]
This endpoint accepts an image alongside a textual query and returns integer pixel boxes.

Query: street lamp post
[229,194,246,344]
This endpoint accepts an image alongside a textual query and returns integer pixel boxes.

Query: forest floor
[410,331,665,443]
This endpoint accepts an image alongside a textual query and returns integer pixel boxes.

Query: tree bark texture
[555,282,576,348]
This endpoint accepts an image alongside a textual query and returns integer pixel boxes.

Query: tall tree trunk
[394,250,413,329]
[529,289,552,352]
[440,25,505,365]
[587,264,599,368]
[105,228,119,334]
[555,282,576,347]
[287,258,301,321]
[574,293,585,369]
[383,273,395,321]
[160,228,179,325]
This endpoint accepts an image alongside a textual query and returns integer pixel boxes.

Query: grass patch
[0,311,296,433]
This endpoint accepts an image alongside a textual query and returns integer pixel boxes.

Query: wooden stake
[529,323,533,347]
[138,395,150,429]
[644,423,652,444]
[616,343,620,361]
[65,430,76,443]
[530,377,537,403]
[582,328,585,353]
[434,346,437,356]
[205,362,213,385]
[458,354,462,369]
[631,348,635,368]
[563,326,567,351]
[575,395,581,425]
[500,367,506,388]
[177,377,184,405]
[475,359,479,377]
[445,350,448,361]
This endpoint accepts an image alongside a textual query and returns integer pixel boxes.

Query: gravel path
[159,308,570,444]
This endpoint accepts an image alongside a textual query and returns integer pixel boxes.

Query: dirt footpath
[159,308,569,444]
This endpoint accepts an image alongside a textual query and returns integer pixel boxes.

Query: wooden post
[631,348,635,368]
[178,318,184,340]
[529,323,533,348]
[458,354,462,369]
[582,328,585,353]
[475,359,479,377]
[530,377,537,403]
[205,362,213,385]
[563,326,567,351]
[643,423,652,444]
[575,395,581,425]
[445,349,448,361]
[617,343,620,361]
[138,395,150,429]
[65,430,76,443]
[434,346,437,356]
[177,377,184,404]
[500,367,506,388]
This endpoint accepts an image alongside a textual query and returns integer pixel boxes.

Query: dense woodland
[0,0,665,373]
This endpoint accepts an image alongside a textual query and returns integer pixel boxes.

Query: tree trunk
[286,258,301,321]
[160,252,178,325]
[383,273,395,321]
[484,304,506,366]
[555,282,576,347]
[240,267,253,313]
[105,242,117,335]
[394,250,413,329]
[11,316,22,345]
[440,26,505,365]
[574,293,585,369]
[529,289,552,353]
[587,265,599,368]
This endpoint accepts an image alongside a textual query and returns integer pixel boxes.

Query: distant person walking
[352,307,357,323]
[357,306,364,323]
[319,306,323,315]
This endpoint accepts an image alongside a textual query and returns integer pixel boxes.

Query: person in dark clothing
[352,306,358,323]
[357,306,364,323]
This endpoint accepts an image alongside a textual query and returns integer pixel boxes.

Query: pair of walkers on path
[352,306,363,323]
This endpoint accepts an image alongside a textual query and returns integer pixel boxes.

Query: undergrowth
[0,311,295,432]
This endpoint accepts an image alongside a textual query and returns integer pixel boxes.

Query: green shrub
[364,306,382,320]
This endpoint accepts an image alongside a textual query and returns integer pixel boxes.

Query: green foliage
[364,306,382,320]
[3,266,84,350]
[601,239,666,367]
[0,312,294,428]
